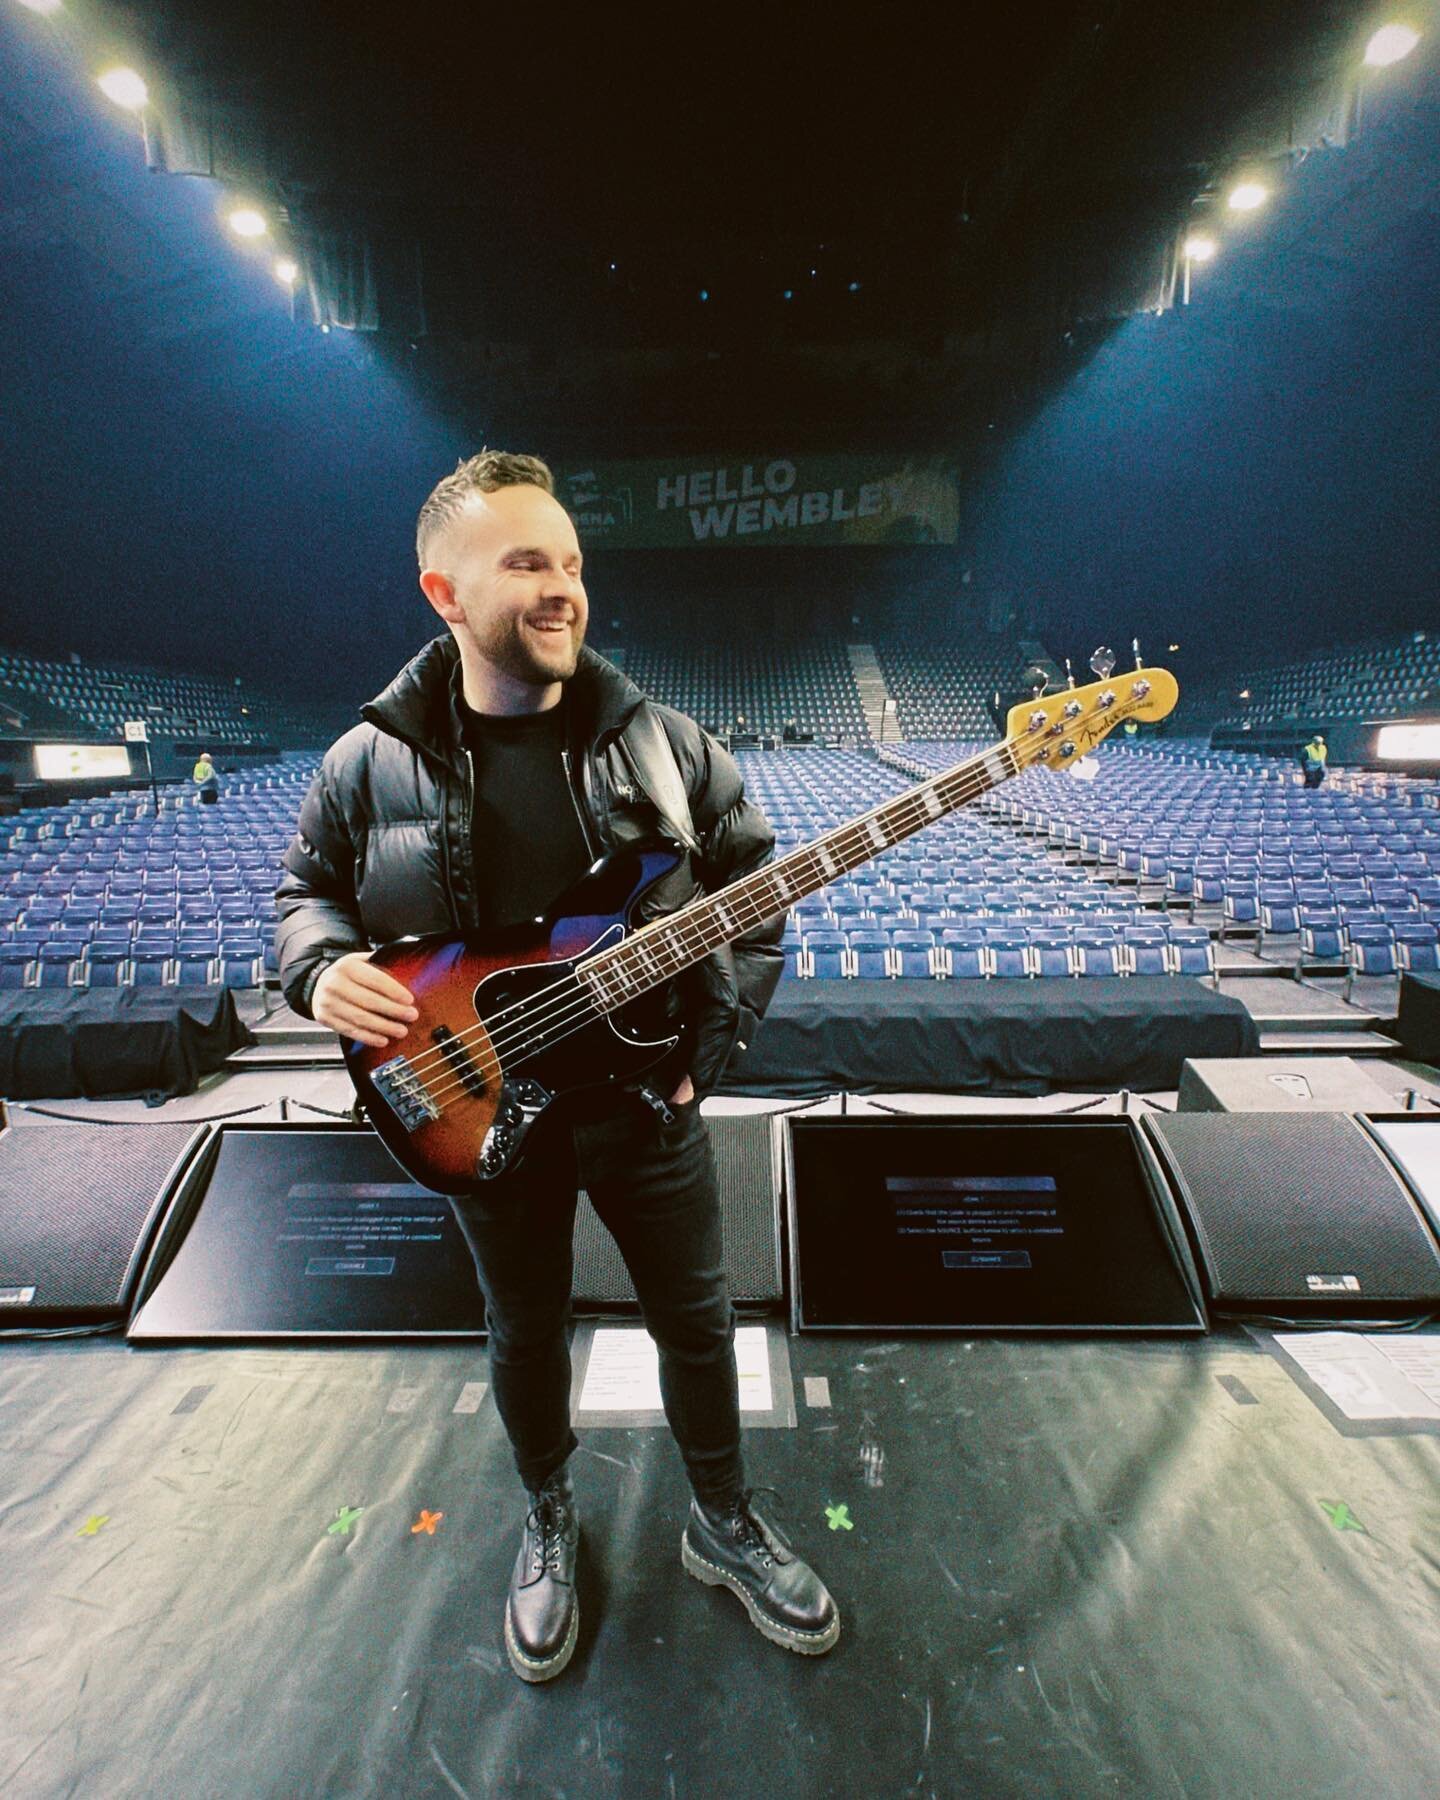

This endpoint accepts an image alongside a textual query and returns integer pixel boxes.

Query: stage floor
[4,1322,1439,1798]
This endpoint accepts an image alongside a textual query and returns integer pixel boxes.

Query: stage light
[698,288,709,302]
[273,257,299,286]
[848,281,860,293]
[227,206,268,239]
[18,0,66,15]
[1182,234,1218,262]
[96,67,148,110]
[1227,181,1269,212]
[1364,24,1421,66]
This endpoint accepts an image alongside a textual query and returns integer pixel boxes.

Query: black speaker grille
[1149,1113,1440,1306]
[0,1122,198,1317]
[573,1112,780,1307]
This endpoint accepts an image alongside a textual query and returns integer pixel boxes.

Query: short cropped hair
[415,449,556,570]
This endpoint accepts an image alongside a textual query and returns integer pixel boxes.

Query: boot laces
[728,1485,786,1566]
[525,1486,569,1575]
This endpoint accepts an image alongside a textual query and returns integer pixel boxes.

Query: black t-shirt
[458,696,592,930]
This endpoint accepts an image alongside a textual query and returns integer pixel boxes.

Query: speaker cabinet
[1178,1056,1397,1113]
[0,1119,206,1325]
[1143,1112,1440,1316]
[572,1109,782,1310]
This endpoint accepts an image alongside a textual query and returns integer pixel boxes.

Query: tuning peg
[1064,657,1076,689]
[1132,637,1143,670]
[1089,645,1116,679]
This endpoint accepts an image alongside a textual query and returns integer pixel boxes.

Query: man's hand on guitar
[668,1072,695,1107]
[313,953,418,1048]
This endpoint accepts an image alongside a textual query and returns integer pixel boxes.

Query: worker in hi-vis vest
[1299,733,1328,789]
[192,750,220,804]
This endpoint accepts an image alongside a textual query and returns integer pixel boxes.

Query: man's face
[430,484,588,688]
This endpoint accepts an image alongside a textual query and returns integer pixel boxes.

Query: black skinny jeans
[449,1096,746,1509]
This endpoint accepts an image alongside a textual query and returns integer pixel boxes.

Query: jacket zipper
[438,752,476,930]
[560,747,599,862]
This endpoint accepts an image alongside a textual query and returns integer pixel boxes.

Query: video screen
[789,1117,1201,1330]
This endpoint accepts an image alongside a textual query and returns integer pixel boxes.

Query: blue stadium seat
[0,947,33,988]
[1074,943,1122,978]
[801,929,847,980]
[1168,927,1217,983]
[85,945,130,988]
[36,942,84,988]
[1344,923,1397,997]
[1124,938,1169,977]
[1027,932,1074,979]
[1394,921,1440,974]
[939,930,986,979]
[848,930,891,979]
[130,947,174,987]
[890,929,938,978]
[987,936,1030,979]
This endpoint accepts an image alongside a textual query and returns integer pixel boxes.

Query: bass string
[409,755,1015,1114]
[397,749,1012,1095]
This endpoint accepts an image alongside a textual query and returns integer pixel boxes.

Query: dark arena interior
[5,3,1440,1795]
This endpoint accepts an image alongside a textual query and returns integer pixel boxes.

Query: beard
[474,611,584,687]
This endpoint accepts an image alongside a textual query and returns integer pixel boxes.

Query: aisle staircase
[847,643,897,742]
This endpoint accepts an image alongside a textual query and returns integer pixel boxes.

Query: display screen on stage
[128,1126,487,1339]
[1367,1118,1440,1235]
[789,1117,1202,1330]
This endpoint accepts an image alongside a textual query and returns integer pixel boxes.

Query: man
[192,750,219,803]
[1300,732,1328,788]
[275,450,838,1683]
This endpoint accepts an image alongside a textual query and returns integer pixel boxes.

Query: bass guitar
[342,657,1177,1191]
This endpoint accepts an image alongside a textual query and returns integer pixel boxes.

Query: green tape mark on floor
[1320,1500,1367,1534]
[825,1504,854,1532]
[76,1515,109,1537]
[327,1505,364,1536]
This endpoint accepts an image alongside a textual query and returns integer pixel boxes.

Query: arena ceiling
[7,0,1385,448]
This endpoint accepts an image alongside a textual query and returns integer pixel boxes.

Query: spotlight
[1182,233,1218,262]
[1227,181,1269,212]
[1364,23,1421,66]
[18,0,65,14]
[273,257,299,286]
[227,206,268,239]
[96,67,148,110]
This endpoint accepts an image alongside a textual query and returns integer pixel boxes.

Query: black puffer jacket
[275,637,786,1102]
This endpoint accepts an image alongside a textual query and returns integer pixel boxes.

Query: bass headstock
[1004,654,1178,770]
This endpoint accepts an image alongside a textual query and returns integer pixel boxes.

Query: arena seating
[969,736,1440,992]
[616,638,869,740]
[870,641,1030,738]
[1208,631,1438,729]
[742,748,1220,985]
[0,647,343,748]
[3,687,1435,998]
[0,760,316,991]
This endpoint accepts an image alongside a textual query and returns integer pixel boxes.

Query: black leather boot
[682,1485,840,1655]
[504,1463,580,1683]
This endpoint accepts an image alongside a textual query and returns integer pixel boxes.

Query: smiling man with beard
[275,449,839,1682]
